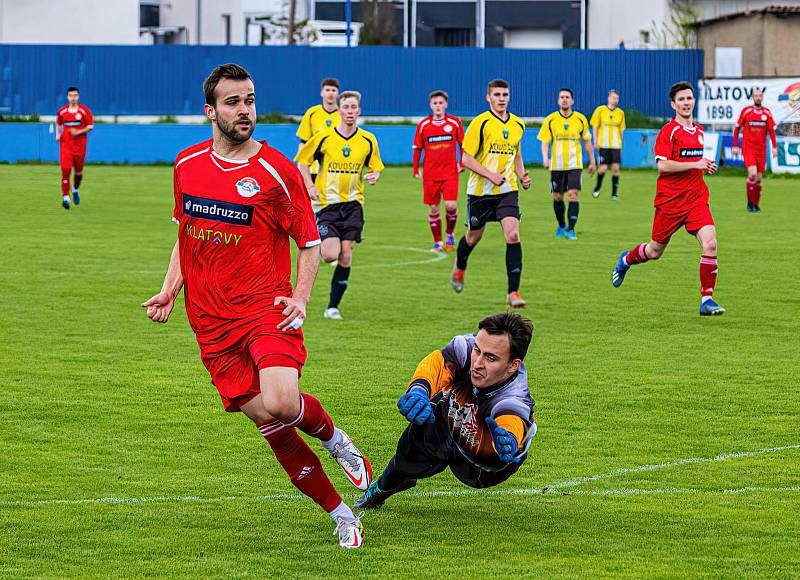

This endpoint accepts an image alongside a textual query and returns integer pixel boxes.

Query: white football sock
[321,427,345,452]
[329,500,356,523]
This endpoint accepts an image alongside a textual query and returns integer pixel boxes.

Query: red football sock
[699,255,718,297]
[258,421,341,512]
[624,243,650,266]
[61,168,70,196]
[284,393,334,441]
[73,171,83,190]
[428,213,442,243]
[753,181,762,206]
[445,208,458,235]
[746,178,756,205]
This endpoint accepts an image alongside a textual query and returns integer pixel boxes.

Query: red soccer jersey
[413,115,464,180]
[56,105,93,152]
[653,119,709,212]
[733,106,777,153]
[172,139,321,354]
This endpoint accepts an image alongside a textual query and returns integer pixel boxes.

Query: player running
[539,88,596,240]
[142,64,372,549]
[296,78,341,181]
[590,89,626,200]
[412,90,464,252]
[732,89,777,212]
[451,79,531,308]
[55,87,93,210]
[355,312,536,510]
[295,91,384,321]
[611,81,725,316]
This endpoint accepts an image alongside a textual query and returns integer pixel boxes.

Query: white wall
[0,0,140,44]
[588,0,671,49]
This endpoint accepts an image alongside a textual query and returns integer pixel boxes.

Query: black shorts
[316,201,364,242]
[550,170,582,194]
[466,191,520,231]
[598,148,622,165]
[389,413,523,489]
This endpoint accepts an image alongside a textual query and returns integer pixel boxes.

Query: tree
[256,1,317,45]
[358,0,395,46]
[650,0,699,49]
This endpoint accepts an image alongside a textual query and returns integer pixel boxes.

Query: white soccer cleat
[592,190,600,198]
[323,307,343,320]
[329,430,373,490]
[334,515,364,549]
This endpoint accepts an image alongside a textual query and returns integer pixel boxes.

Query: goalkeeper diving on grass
[355,312,536,509]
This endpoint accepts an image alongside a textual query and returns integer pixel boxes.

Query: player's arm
[514,151,531,190]
[486,414,527,462]
[589,108,600,149]
[732,110,744,155]
[461,152,504,186]
[142,239,183,324]
[768,113,777,153]
[55,113,62,141]
[461,119,504,185]
[538,118,552,169]
[364,137,384,185]
[584,136,597,175]
[657,158,716,174]
[275,244,319,331]
[397,350,449,425]
[295,135,322,200]
[412,147,422,178]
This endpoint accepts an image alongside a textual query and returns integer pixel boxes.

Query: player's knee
[262,391,301,423]
[338,249,353,267]
[505,230,520,244]
[467,230,483,245]
[703,238,718,255]
[568,192,579,202]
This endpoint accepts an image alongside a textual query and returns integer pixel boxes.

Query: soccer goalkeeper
[355,312,536,509]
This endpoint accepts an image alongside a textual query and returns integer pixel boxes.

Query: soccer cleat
[72,188,80,205]
[611,194,619,201]
[324,307,343,320]
[328,430,372,490]
[445,233,456,251]
[611,251,630,288]
[699,298,725,316]
[753,205,762,213]
[431,241,444,253]
[746,202,755,212]
[555,226,566,239]
[507,291,526,308]
[62,196,70,210]
[354,480,417,510]
[450,268,465,293]
[592,190,600,198]
[565,229,578,241]
[333,515,364,549]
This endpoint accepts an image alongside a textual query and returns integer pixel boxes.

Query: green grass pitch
[1,163,799,577]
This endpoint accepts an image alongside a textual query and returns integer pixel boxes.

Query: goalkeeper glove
[486,416,521,463]
[397,388,435,425]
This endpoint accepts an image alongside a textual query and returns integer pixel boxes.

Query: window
[434,28,475,47]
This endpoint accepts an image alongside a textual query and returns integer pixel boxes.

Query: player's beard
[217,115,254,143]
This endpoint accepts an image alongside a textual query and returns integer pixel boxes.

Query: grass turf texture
[1,164,799,578]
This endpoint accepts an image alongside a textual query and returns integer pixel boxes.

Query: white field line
[357,245,448,269]
[1,443,798,509]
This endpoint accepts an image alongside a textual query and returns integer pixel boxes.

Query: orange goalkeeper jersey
[407,334,536,471]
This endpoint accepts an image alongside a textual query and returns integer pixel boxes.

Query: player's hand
[698,159,718,174]
[69,128,79,136]
[457,163,464,173]
[55,134,61,142]
[732,146,740,157]
[141,291,175,324]
[588,162,597,176]
[307,186,320,201]
[542,158,550,170]
[487,171,505,187]
[413,169,422,179]
[486,417,521,463]
[397,389,435,425]
[274,295,306,332]
[365,171,380,185]
[519,172,531,190]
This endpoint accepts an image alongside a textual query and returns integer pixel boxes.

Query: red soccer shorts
[651,203,715,245]
[199,322,307,412]
[742,148,766,173]
[423,175,459,205]
[60,148,85,173]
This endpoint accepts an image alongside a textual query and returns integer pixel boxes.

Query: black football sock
[328,265,351,309]
[505,243,522,293]
[567,201,580,231]
[456,236,475,271]
[73,172,83,189]
[594,172,605,192]
[553,200,566,228]
[612,175,620,197]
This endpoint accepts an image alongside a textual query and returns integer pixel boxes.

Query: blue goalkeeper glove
[397,389,435,425]
[486,416,521,463]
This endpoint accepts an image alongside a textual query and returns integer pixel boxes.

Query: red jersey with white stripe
[56,104,93,152]
[172,139,320,354]
[733,106,777,153]
[413,115,464,180]
[653,119,709,213]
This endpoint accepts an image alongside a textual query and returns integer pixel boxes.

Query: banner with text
[698,78,800,129]
[773,137,800,174]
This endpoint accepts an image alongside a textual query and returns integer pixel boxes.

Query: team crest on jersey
[444,124,453,133]
[326,118,333,127]
[503,128,509,140]
[563,123,569,131]
[342,144,351,158]
[235,177,260,198]
[318,224,329,236]
[761,114,767,121]
[75,113,82,120]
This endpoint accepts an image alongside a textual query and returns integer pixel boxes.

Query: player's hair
[429,90,449,101]
[478,312,534,362]
[487,79,509,93]
[669,81,694,102]
[339,91,361,104]
[559,87,574,99]
[67,86,79,94]
[203,63,252,107]
[321,77,340,89]
[608,89,620,97]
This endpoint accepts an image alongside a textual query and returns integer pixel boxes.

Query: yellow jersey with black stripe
[590,105,626,149]
[462,110,525,197]
[296,104,341,142]
[538,111,591,171]
[295,127,384,212]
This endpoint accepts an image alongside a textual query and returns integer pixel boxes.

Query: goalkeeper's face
[470,330,521,389]
[207,78,256,143]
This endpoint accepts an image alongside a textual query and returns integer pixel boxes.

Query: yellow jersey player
[590,90,626,200]
[295,90,383,321]
[297,78,342,180]
[452,79,531,308]
[539,88,596,240]
[355,312,536,510]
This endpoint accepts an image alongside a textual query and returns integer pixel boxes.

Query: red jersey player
[732,89,777,212]
[412,91,464,251]
[611,82,725,316]
[142,64,372,549]
[55,86,93,210]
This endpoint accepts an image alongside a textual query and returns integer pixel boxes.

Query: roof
[694,4,800,26]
